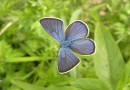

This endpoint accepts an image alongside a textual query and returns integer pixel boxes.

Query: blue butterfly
[40,18,95,74]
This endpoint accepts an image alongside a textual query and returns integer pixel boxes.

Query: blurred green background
[0,0,130,90]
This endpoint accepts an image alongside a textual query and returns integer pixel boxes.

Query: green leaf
[7,85,21,90]
[69,9,82,24]
[71,78,110,90]
[6,56,43,62]
[89,11,100,22]
[11,80,45,90]
[94,22,125,90]
[117,59,130,90]
[45,86,81,90]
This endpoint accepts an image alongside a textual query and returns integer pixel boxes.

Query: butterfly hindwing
[70,39,95,55]
[58,48,80,73]
[40,18,65,43]
[65,21,88,40]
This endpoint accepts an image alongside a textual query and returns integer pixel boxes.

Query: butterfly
[40,18,95,74]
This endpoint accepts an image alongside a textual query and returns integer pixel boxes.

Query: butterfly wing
[65,21,88,40]
[58,48,80,73]
[70,39,95,55]
[40,18,65,43]
[65,21,95,55]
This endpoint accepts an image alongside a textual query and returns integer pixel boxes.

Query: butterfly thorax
[60,40,72,48]
[60,38,84,48]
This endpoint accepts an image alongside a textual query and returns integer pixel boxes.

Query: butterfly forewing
[40,18,65,43]
[70,39,95,55]
[65,21,88,40]
[58,48,80,73]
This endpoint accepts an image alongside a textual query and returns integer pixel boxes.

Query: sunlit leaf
[94,22,125,90]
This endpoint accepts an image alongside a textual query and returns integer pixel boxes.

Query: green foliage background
[0,0,130,90]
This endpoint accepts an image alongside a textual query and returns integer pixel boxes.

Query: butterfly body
[60,40,72,48]
[40,18,95,74]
